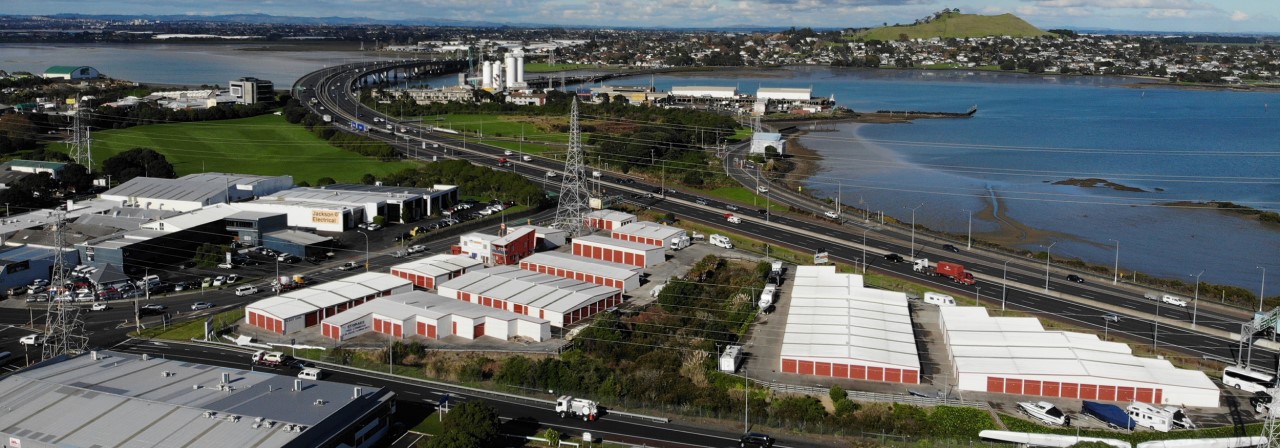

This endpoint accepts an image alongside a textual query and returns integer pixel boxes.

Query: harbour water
[3,44,1276,288]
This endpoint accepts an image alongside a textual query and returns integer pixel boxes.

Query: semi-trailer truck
[913,259,976,285]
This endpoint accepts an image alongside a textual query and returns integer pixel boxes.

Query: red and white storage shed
[938,306,1219,407]
[320,291,551,342]
[610,221,686,248]
[780,266,921,385]
[572,234,663,268]
[437,266,623,327]
[391,254,484,289]
[519,252,641,291]
[244,272,413,335]
[585,209,636,231]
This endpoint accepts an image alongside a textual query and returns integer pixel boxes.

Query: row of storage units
[938,306,1220,407]
[571,235,663,268]
[609,221,686,248]
[437,265,622,327]
[779,266,921,385]
[320,291,551,342]
[518,252,641,291]
[390,253,484,289]
[584,209,636,231]
[244,272,414,335]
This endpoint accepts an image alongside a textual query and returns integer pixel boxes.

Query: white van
[923,292,956,307]
[298,367,322,380]
[235,285,258,296]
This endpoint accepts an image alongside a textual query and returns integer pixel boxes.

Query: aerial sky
[9,0,1279,33]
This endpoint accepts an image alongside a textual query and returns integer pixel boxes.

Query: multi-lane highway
[298,60,1275,375]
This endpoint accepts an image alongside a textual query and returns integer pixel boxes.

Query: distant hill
[857,12,1051,40]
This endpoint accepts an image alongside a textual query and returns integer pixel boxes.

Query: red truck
[913,258,976,285]
[496,157,512,167]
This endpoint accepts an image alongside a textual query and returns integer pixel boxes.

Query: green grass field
[50,114,417,185]
[856,12,1050,40]
[698,186,787,210]
[418,113,583,155]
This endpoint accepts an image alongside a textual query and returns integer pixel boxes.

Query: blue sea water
[591,67,1280,289]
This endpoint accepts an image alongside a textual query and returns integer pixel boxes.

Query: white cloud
[1145,8,1189,18]
[1230,10,1250,21]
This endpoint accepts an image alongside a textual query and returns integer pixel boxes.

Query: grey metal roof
[321,183,456,196]
[0,350,392,448]
[265,230,331,246]
[521,252,640,279]
[178,172,290,187]
[439,266,617,314]
[102,177,226,203]
[323,291,549,326]
[574,234,662,252]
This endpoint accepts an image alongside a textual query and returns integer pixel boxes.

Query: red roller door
[850,365,866,380]
[1098,385,1116,402]
[1004,378,1023,394]
[782,359,798,373]
[1043,381,1061,397]
[1117,386,1136,402]
[833,364,849,378]
[867,367,884,382]
[1136,388,1155,403]
[987,377,1005,393]
[815,362,831,377]
[1061,383,1079,399]
[798,361,814,375]
[904,370,919,384]
[1080,384,1098,400]
[1023,380,1042,396]
[426,324,437,339]
[475,323,485,338]
[884,368,902,383]
[1154,389,1163,403]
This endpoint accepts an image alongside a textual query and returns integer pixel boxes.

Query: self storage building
[584,209,636,231]
[320,291,551,342]
[572,234,663,268]
[437,266,622,327]
[610,221,686,248]
[938,306,1219,408]
[245,272,413,335]
[519,251,641,291]
[780,266,921,385]
[390,254,484,289]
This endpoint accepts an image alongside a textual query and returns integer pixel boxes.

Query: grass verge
[49,114,417,185]
[132,308,243,340]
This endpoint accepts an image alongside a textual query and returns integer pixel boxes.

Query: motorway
[298,60,1277,375]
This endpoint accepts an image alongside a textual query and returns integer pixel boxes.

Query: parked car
[226,274,239,284]
[191,302,214,311]
[201,277,213,288]
[212,276,226,287]
[173,282,189,292]
[176,261,197,270]
[26,293,49,303]
[19,334,45,346]
[1067,274,1085,283]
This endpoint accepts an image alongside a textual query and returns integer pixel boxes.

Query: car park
[1067,274,1085,283]
[191,302,214,310]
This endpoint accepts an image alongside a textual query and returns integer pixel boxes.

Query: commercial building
[390,254,484,289]
[177,173,295,202]
[0,246,78,296]
[610,221,686,248]
[229,77,275,104]
[42,65,100,80]
[100,177,231,212]
[0,350,395,448]
[519,251,641,291]
[452,227,536,266]
[238,184,457,232]
[938,306,1219,407]
[584,209,636,231]
[509,225,566,249]
[670,86,738,99]
[320,291,551,342]
[572,234,663,268]
[437,265,623,327]
[245,273,413,335]
[780,266,921,385]
[2,159,67,180]
[750,132,786,156]
[757,87,813,101]
[263,230,334,260]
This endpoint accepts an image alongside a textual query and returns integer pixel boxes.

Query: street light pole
[1043,241,1057,293]
[357,230,370,272]
[1191,270,1204,328]
[1109,239,1120,285]
[907,203,923,259]
[861,227,877,274]
[975,287,981,307]
[1259,266,1268,312]
[1002,259,1013,311]
[962,209,972,249]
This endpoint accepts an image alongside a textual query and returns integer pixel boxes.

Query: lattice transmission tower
[68,103,92,169]
[41,212,88,361]
[553,99,590,238]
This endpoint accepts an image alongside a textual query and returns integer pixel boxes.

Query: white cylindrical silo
[481,61,493,88]
[492,61,504,90]
[504,53,516,89]
[514,50,525,83]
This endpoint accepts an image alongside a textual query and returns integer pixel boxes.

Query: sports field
[52,114,417,185]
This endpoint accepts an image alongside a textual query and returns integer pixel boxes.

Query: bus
[1224,366,1275,393]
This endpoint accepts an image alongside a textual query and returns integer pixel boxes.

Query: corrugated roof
[43,65,91,75]
[438,267,617,314]
[0,350,391,448]
[612,221,685,241]
[249,273,410,320]
[574,234,661,252]
[493,227,534,246]
[780,265,921,371]
[585,209,636,222]
[322,291,549,327]
[265,230,330,246]
[938,306,1218,392]
[178,172,290,186]
[391,254,483,278]
[102,177,226,203]
[521,252,640,279]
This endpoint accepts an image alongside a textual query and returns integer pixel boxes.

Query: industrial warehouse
[937,306,1220,407]
[572,234,664,268]
[437,265,623,327]
[609,221,688,248]
[320,290,551,342]
[389,253,485,289]
[245,273,414,334]
[0,351,395,448]
[518,251,641,291]
[779,265,921,385]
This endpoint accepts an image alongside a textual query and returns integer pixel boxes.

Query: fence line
[760,380,991,410]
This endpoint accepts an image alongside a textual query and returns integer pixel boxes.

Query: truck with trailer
[912,259,976,285]
[555,396,599,421]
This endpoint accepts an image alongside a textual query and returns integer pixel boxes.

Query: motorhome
[923,292,956,307]
[1125,402,1194,432]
